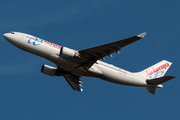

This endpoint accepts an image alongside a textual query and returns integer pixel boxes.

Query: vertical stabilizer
[139,60,172,79]
[146,86,156,94]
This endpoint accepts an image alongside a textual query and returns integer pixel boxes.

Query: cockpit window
[10,32,15,34]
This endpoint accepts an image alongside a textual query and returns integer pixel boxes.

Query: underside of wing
[63,74,83,92]
[78,32,146,67]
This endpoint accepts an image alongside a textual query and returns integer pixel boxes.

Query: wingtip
[137,32,147,38]
[80,88,83,92]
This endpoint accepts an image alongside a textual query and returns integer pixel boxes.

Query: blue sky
[0,0,179,119]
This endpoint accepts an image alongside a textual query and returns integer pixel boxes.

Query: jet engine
[60,47,80,59]
[41,64,61,76]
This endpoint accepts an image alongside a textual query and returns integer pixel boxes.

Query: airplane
[3,32,175,94]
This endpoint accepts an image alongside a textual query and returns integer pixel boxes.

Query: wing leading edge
[79,32,146,67]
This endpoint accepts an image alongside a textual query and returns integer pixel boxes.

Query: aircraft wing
[63,74,83,92]
[78,32,146,67]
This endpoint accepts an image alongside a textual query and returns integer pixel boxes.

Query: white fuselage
[3,32,147,87]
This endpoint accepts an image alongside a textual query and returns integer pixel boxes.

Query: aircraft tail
[139,60,172,79]
[138,60,175,94]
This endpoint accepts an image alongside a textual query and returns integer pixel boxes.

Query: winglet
[137,32,147,38]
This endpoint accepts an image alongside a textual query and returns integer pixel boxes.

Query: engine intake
[41,64,61,76]
[60,47,80,59]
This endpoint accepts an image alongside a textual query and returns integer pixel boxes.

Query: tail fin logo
[149,71,164,79]
[146,63,170,78]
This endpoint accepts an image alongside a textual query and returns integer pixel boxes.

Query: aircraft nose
[3,33,7,38]
[3,33,9,39]
[3,33,13,42]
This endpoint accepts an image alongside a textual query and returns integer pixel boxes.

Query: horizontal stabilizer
[146,76,175,85]
[146,76,175,94]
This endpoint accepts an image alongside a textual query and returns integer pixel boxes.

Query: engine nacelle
[41,64,61,76]
[60,47,80,59]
